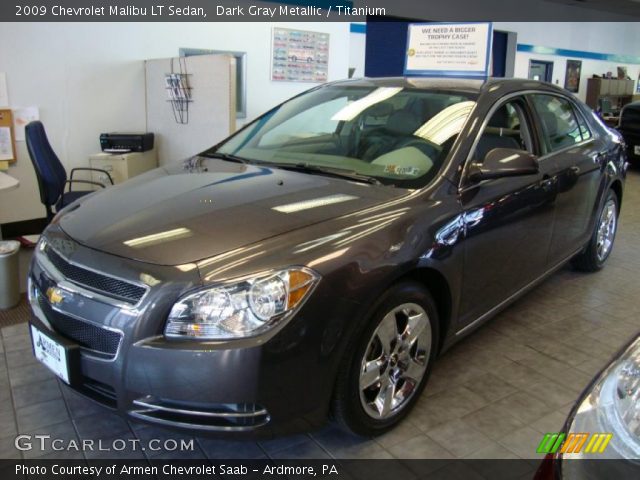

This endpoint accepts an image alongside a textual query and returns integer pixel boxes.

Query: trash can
[0,240,21,309]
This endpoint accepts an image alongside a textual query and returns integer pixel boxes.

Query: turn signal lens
[287,270,316,309]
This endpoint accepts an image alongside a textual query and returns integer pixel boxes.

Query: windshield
[209,84,477,188]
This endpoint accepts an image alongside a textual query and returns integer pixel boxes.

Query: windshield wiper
[270,163,382,186]
[202,152,250,164]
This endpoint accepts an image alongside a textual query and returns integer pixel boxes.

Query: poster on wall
[12,106,39,141]
[404,22,493,77]
[564,60,582,93]
[0,73,8,107]
[271,27,329,83]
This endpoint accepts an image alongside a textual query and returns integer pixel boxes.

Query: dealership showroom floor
[1,168,639,462]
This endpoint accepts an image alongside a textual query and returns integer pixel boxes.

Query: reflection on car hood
[59,158,402,266]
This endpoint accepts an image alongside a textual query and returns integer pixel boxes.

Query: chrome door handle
[541,176,554,190]
[593,152,606,164]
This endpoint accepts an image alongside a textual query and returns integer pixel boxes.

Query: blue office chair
[25,121,113,222]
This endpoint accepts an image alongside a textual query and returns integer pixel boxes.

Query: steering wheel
[359,127,443,160]
[360,126,404,139]
[356,127,397,159]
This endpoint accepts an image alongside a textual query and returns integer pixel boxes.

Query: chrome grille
[37,290,121,358]
[45,247,146,304]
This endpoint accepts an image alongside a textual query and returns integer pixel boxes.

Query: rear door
[528,93,603,265]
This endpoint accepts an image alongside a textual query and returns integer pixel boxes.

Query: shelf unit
[585,78,635,113]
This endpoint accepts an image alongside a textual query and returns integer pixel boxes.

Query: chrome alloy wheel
[596,198,617,262]
[359,303,431,420]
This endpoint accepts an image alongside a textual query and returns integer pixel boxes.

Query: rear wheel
[572,190,619,272]
[332,282,439,436]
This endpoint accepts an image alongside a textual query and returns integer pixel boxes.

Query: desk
[602,116,620,128]
[0,171,19,239]
[0,171,19,191]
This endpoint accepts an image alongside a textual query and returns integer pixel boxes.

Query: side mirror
[469,148,539,182]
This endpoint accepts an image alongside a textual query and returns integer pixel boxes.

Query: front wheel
[572,190,619,272]
[332,282,439,436]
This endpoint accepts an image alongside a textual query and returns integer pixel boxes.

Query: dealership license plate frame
[30,325,80,385]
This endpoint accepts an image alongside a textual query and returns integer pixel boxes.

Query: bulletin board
[271,27,329,83]
[0,109,16,164]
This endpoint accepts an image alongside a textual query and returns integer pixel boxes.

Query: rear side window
[574,108,593,141]
[530,94,585,153]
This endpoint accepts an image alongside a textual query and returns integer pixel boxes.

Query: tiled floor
[1,170,639,462]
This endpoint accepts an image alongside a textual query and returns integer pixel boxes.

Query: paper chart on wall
[13,106,39,141]
[0,73,8,107]
[0,126,14,161]
[271,27,329,83]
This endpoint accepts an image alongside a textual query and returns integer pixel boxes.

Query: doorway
[528,60,554,83]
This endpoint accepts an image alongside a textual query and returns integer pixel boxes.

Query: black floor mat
[0,295,29,328]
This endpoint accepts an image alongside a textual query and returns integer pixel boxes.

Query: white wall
[0,22,350,224]
[495,22,640,102]
[349,28,366,78]
[350,22,640,102]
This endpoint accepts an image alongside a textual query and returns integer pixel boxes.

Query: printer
[100,132,154,153]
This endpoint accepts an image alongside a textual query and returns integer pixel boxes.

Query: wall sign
[404,22,493,77]
[564,60,582,93]
[271,27,329,83]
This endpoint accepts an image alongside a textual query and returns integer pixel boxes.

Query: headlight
[564,335,640,461]
[165,267,320,339]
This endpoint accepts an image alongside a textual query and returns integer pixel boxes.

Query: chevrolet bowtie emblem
[46,287,65,305]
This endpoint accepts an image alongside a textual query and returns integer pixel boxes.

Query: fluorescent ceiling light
[273,194,358,213]
[331,87,403,121]
[124,227,192,248]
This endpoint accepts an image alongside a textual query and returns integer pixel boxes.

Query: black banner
[1,0,639,22]
[3,459,640,480]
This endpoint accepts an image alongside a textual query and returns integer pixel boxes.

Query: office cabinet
[89,149,158,187]
[586,78,635,112]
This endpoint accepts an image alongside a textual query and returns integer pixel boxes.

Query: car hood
[59,157,403,266]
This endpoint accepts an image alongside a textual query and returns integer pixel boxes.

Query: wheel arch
[610,179,623,212]
[394,267,453,354]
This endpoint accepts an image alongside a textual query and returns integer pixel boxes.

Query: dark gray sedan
[28,77,626,437]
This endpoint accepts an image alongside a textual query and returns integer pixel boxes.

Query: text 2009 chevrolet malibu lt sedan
[29,78,627,437]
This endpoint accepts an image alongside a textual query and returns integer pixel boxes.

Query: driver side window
[473,100,534,163]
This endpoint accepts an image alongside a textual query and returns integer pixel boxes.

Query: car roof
[328,76,567,96]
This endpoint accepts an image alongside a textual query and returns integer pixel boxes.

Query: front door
[457,97,558,330]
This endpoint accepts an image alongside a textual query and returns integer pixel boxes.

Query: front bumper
[27,228,356,437]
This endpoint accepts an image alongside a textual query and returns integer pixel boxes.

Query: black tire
[572,189,619,272]
[332,282,439,436]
